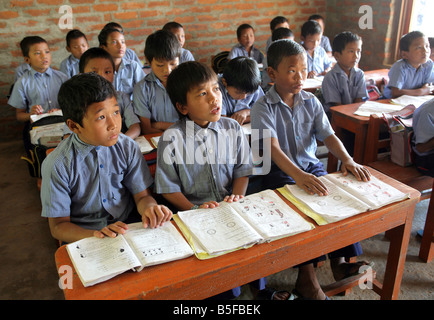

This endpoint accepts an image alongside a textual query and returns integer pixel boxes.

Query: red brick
[10,0,34,7]
[0,11,19,19]
[93,4,118,12]
[24,9,51,16]
[147,1,170,8]
[113,11,138,20]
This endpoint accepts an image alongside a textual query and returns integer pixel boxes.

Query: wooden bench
[363,114,433,262]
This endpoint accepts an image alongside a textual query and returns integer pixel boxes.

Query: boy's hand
[141,204,173,229]
[307,71,317,79]
[47,108,61,113]
[231,109,250,125]
[94,221,128,238]
[199,201,219,209]
[224,194,244,203]
[30,104,43,115]
[341,159,371,182]
[294,171,328,196]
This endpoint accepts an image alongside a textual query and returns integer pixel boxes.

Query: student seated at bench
[383,31,434,99]
[40,73,172,244]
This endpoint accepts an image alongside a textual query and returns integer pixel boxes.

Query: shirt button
[103,199,107,203]
[96,147,100,151]
[100,164,104,168]
[208,149,213,154]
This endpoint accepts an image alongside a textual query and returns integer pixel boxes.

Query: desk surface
[55,168,419,300]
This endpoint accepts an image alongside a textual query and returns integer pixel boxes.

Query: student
[322,31,369,113]
[265,16,290,52]
[60,29,89,78]
[300,20,332,78]
[429,37,434,61]
[14,37,33,83]
[228,24,264,65]
[251,39,372,300]
[40,73,172,244]
[219,56,264,125]
[98,27,145,97]
[8,36,68,124]
[133,30,181,134]
[412,98,434,177]
[102,22,143,66]
[155,61,289,300]
[163,21,195,63]
[308,14,332,57]
[79,47,141,139]
[383,31,434,99]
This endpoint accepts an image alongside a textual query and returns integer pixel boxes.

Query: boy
[60,29,89,78]
[265,16,290,52]
[163,21,195,63]
[322,31,369,113]
[429,37,434,61]
[300,20,332,78]
[8,36,68,123]
[40,73,172,244]
[308,14,332,57]
[13,37,33,83]
[79,47,141,139]
[228,24,264,65]
[133,30,181,134]
[98,27,145,97]
[219,56,264,125]
[251,39,371,300]
[383,31,434,99]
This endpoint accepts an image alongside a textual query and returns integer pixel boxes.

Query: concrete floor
[0,138,432,300]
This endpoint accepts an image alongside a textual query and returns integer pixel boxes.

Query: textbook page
[30,109,63,123]
[324,173,409,210]
[66,235,141,287]
[390,95,433,108]
[123,222,193,271]
[134,136,155,154]
[285,176,371,223]
[230,189,314,241]
[176,203,263,255]
[354,101,403,117]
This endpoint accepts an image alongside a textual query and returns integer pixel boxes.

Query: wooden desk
[55,168,419,300]
[326,99,391,172]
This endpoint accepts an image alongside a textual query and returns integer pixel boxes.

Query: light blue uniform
[305,46,332,75]
[114,57,146,97]
[180,48,195,63]
[228,43,264,64]
[413,98,434,156]
[60,54,80,78]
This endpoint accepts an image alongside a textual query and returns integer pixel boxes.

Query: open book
[134,136,155,154]
[354,101,404,117]
[66,222,194,287]
[173,189,314,259]
[278,173,409,225]
[390,94,433,108]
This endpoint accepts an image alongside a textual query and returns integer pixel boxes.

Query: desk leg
[353,126,367,164]
[380,207,415,300]
[419,191,434,263]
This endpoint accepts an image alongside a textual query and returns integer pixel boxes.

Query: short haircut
[301,20,322,38]
[20,36,47,57]
[144,30,181,63]
[162,21,184,32]
[237,24,254,39]
[272,27,294,42]
[429,37,434,48]
[308,14,324,22]
[166,61,217,112]
[58,72,116,126]
[66,29,87,47]
[267,39,305,70]
[103,22,123,32]
[270,16,289,31]
[223,56,261,93]
[79,47,115,73]
[399,31,425,52]
[332,31,362,54]
[98,28,122,47]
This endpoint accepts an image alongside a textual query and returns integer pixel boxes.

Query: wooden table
[55,168,419,300]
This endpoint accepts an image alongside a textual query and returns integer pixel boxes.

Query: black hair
[58,73,116,126]
[222,56,261,93]
[166,61,217,116]
[98,28,123,47]
[332,31,362,54]
[144,30,181,64]
[301,20,322,38]
[429,37,434,48]
[267,39,305,70]
[103,22,123,32]
[237,24,254,39]
[79,47,115,73]
[65,29,87,47]
[272,27,294,42]
[162,21,184,32]
[399,31,426,52]
[20,36,47,57]
[270,16,289,31]
[308,14,324,22]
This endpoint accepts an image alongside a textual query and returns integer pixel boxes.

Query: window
[408,0,434,37]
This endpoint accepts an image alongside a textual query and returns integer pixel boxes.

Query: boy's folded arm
[48,216,95,243]
[162,192,194,211]
[391,84,431,98]
[139,116,163,135]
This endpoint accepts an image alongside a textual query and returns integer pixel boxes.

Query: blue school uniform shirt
[305,46,332,75]
[59,54,79,78]
[8,67,68,112]
[14,63,31,82]
[320,35,332,53]
[114,57,146,97]
[321,63,369,112]
[132,71,179,123]
[383,59,434,99]
[154,117,253,205]
[228,43,264,64]
[125,48,142,66]
[40,133,153,230]
[180,48,195,63]
[218,76,264,116]
[412,98,434,156]
[251,86,334,171]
